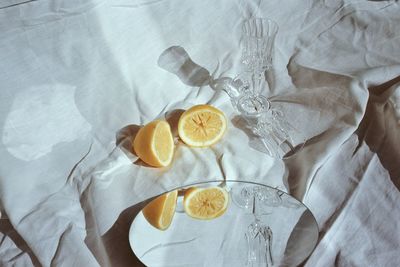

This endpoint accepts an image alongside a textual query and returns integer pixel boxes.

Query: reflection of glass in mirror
[245,194,274,267]
[254,186,282,207]
[232,185,283,212]
[245,220,271,266]
[231,184,254,211]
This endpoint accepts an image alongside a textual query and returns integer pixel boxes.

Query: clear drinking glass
[237,17,278,110]
[220,17,305,159]
[230,184,278,266]
[241,18,278,78]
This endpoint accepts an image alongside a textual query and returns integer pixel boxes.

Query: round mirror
[129,180,319,266]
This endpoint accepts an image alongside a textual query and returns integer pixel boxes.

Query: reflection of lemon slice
[178,105,227,147]
[183,186,229,220]
[142,190,178,230]
[133,120,174,167]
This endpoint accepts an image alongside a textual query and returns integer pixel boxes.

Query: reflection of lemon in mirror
[183,186,229,220]
[178,105,227,147]
[133,120,174,167]
[142,190,178,230]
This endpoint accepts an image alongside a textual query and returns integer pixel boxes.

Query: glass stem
[251,70,263,96]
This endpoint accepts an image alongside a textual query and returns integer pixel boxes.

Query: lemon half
[178,105,227,147]
[133,120,174,167]
[183,186,229,220]
[142,190,178,230]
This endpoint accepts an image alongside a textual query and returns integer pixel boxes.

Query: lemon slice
[178,105,227,147]
[183,186,229,220]
[142,190,178,230]
[133,120,174,167]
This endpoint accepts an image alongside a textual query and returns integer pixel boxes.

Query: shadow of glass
[231,115,257,138]
[158,46,211,87]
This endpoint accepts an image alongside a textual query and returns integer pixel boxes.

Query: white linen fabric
[0,0,399,266]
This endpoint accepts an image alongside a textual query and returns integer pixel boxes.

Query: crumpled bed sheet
[0,0,399,266]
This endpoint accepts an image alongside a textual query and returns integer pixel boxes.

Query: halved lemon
[133,120,174,167]
[178,105,227,147]
[183,186,229,220]
[142,190,178,230]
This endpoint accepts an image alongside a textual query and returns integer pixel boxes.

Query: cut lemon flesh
[133,120,174,167]
[178,105,227,147]
[183,186,229,220]
[142,190,178,230]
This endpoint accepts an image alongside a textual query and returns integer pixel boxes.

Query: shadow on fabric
[0,212,41,266]
[356,75,400,190]
[100,202,149,267]
[158,46,211,87]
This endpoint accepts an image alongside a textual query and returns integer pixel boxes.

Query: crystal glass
[245,205,274,266]
[241,18,278,82]
[253,109,303,159]
[231,184,283,213]
[253,186,283,208]
[238,18,278,109]
[220,18,305,159]
[231,184,255,210]
[231,185,277,266]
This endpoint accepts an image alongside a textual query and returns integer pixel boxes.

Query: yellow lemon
[178,105,227,147]
[183,186,229,220]
[133,120,174,167]
[142,190,178,230]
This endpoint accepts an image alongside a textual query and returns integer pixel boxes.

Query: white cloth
[0,0,399,266]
